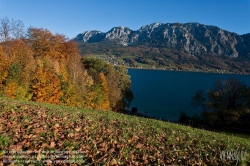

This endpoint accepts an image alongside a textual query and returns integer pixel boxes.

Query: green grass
[0,97,249,165]
[216,129,250,140]
[0,135,12,149]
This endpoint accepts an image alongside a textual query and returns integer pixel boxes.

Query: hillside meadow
[0,97,249,165]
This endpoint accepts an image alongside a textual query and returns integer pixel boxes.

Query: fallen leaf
[136,143,143,149]
[50,142,55,148]
[37,153,42,161]
[75,127,81,132]
[109,148,115,153]
[9,144,22,151]
[42,143,49,148]
[99,148,106,152]
[99,142,107,148]
[68,133,74,137]
[106,129,112,133]
[33,127,44,134]
[110,158,117,165]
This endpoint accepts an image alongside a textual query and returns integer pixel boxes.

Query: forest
[0,17,133,112]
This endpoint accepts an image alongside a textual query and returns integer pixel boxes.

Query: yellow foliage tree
[5,82,17,98]
[84,73,110,110]
[31,66,62,104]
[8,40,35,84]
[97,72,110,110]
[0,40,35,99]
[0,46,10,93]
[15,85,32,100]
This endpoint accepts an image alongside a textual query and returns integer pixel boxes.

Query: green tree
[82,58,134,112]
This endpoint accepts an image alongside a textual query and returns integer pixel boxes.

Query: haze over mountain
[74,22,250,74]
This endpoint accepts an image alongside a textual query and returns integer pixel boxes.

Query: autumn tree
[105,65,122,111]
[27,27,66,59]
[191,78,250,128]
[65,41,85,85]
[97,72,110,110]
[0,39,35,100]
[31,66,62,104]
[26,28,94,107]
[115,65,134,109]
[82,57,106,83]
[4,62,21,98]
[0,45,10,94]
[82,58,134,111]
[206,78,250,125]
[60,41,93,107]
[26,28,70,104]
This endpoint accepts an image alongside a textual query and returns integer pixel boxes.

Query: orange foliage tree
[31,66,62,104]
[27,28,66,59]
[0,45,10,93]
[0,39,35,99]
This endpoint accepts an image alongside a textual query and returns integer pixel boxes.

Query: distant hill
[74,22,250,74]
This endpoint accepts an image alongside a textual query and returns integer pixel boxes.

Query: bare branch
[0,17,11,41]
[11,19,25,39]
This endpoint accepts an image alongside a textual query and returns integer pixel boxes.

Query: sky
[0,0,249,39]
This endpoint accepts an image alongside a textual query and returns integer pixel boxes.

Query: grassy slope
[0,97,249,165]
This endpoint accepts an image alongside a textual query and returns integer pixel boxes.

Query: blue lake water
[128,69,250,122]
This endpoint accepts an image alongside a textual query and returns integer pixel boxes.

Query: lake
[128,69,250,122]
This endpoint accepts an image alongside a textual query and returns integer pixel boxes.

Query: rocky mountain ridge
[74,22,250,58]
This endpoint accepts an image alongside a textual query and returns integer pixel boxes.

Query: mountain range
[73,22,250,74]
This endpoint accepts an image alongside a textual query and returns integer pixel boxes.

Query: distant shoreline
[126,67,250,76]
[90,55,250,76]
